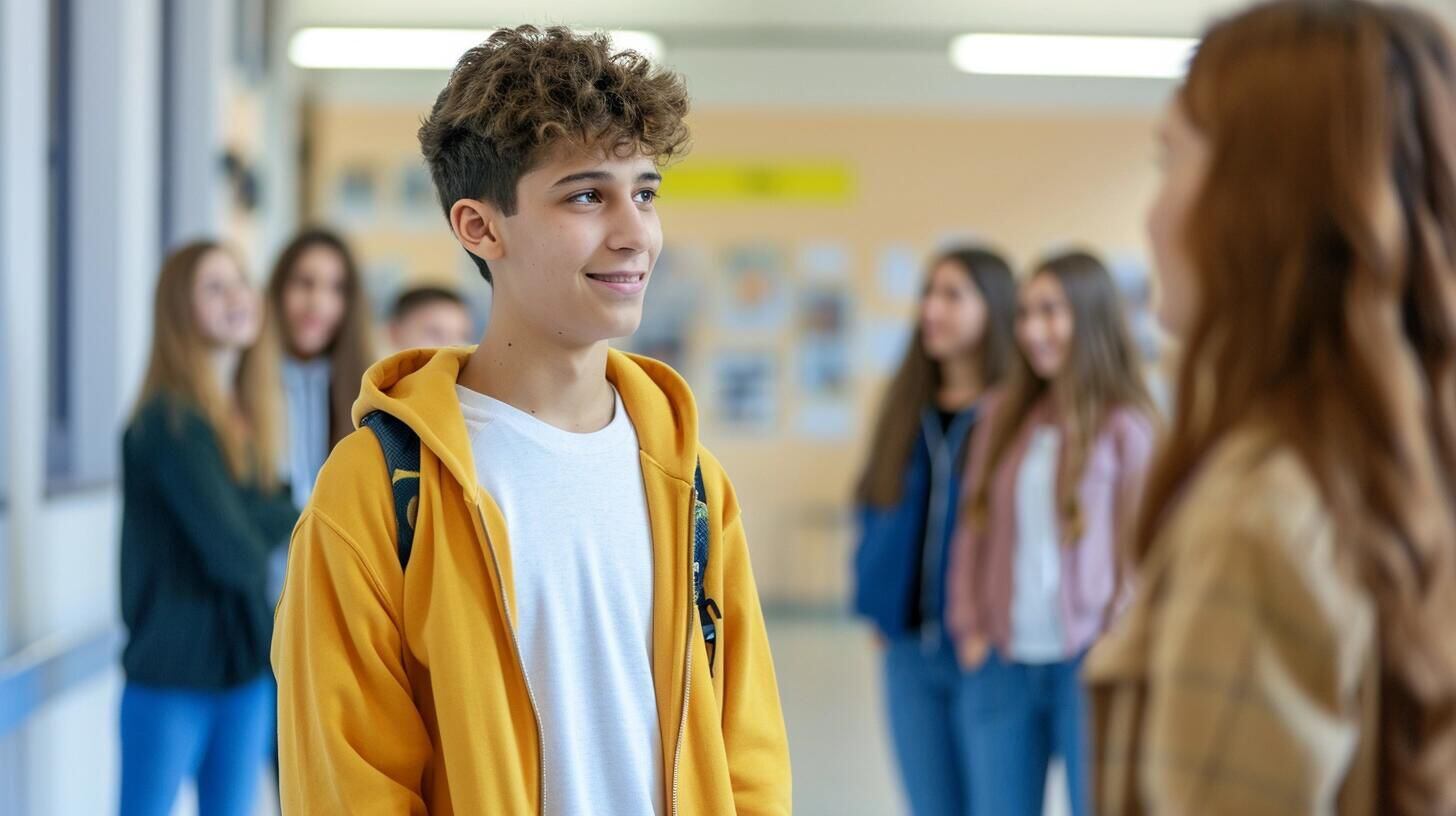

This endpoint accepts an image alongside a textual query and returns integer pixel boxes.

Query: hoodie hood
[352,346,702,495]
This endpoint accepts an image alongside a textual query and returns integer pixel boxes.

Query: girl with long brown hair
[249,227,375,800]
[118,241,298,816]
[852,246,1017,815]
[946,250,1156,816]
[1085,2,1456,813]
[254,227,375,511]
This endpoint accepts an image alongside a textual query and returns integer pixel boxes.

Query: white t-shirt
[1010,424,1068,664]
[456,384,665,816]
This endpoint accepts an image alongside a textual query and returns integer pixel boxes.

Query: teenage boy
[388,285,475,351]
[272,25,792,816]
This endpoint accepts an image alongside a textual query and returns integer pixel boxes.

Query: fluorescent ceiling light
[289,27,664,70]
[950,34,1196,79]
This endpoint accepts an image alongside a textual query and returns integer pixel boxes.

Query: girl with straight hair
[852,246,1018,815]
[118,240,298,816]
[947,250,1156,816]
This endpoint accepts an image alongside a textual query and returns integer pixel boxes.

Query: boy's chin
[575,312,645,346]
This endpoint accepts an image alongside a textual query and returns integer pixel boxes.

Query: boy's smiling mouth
[585,271,648,295]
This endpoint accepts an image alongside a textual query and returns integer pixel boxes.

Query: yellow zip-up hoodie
[272,346,792,815]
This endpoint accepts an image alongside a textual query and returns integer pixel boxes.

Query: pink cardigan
[946,395,1155,660]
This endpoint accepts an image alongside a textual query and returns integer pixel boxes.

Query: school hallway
[7,0,1381,812]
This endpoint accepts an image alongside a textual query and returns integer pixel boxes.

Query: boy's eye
[568,191,603,204]
[634,189,658,204]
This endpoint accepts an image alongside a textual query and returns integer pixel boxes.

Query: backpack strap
[693,460,722,676]
[360,411,421,569]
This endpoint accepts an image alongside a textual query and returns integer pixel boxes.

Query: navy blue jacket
[853,407,977,640]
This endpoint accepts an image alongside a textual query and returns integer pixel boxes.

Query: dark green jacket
[120,395,299,689]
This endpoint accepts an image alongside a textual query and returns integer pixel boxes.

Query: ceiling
[289,0,1456,36]
[286,0,1456,111]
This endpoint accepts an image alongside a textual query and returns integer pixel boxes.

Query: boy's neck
[457,317,616,433]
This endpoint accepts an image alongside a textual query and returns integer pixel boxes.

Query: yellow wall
[303,103,1159,605]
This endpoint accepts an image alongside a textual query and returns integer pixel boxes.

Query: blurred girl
[258,228,375,511]
[1086,2,1456,813]
[852,247,1018,815]
[947,250,1155,816]
[119,241,298,816]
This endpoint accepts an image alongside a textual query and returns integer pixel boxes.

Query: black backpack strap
[693,459,722,676]
[360,411,422,569]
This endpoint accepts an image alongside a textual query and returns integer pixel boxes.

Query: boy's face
[489,144,663,347]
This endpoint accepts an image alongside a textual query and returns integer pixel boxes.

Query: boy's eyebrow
[551,170,663,188]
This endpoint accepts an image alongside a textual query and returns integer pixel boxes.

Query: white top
[456,384,664,816]
[1010,424,1068,664]
[272,356,332,602]
[281,355,332,510]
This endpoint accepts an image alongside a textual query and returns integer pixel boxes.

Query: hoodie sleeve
[272,507,431,815]
[705,456,793,815]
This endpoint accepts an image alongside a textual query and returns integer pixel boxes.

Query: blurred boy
[388,285,475,350]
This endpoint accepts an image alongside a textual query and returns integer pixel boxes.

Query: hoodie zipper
[474,503,547,815]
[670,487,696,816]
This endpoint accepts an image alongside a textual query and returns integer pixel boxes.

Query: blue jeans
[883,638,974,816]
[118,675,274,816]
[958,650,1089,816]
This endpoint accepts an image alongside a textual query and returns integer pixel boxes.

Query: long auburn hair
[256,228,375,447]
[1135,2,1456,810]
[856,247,1018,508]
[967,251,1153,544]
[135,240,282,489]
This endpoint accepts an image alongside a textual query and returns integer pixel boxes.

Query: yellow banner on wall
[663,162,856,203]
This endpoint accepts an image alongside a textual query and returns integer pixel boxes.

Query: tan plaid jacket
[1085,427,1380,815]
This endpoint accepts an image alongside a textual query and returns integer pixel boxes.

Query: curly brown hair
[418,26,691,283]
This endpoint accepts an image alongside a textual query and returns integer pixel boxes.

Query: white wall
[22,493,122,816]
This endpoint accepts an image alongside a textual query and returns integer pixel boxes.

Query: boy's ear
[449,198,505,263]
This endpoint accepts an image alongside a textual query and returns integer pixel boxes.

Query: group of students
[856,1,1456,815]
[117,232,476,815]
[854,246,1154,816]
[116,1,1456,814]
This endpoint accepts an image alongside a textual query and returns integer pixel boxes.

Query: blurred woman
[852,247,1018,815]
[249,228,375,798]
[1086,2,1456,813]
[119,241,298,816]
[256,227,375,512]
[947,250,1156,816]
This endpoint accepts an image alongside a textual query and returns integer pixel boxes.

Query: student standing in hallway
[852,247,1017,816]
[246,227,376,802]
[947,250,1156,816]
[118,241,298,816]
[1086,2,1456,813]
[272,26,791,815]
[255,227,375,516]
